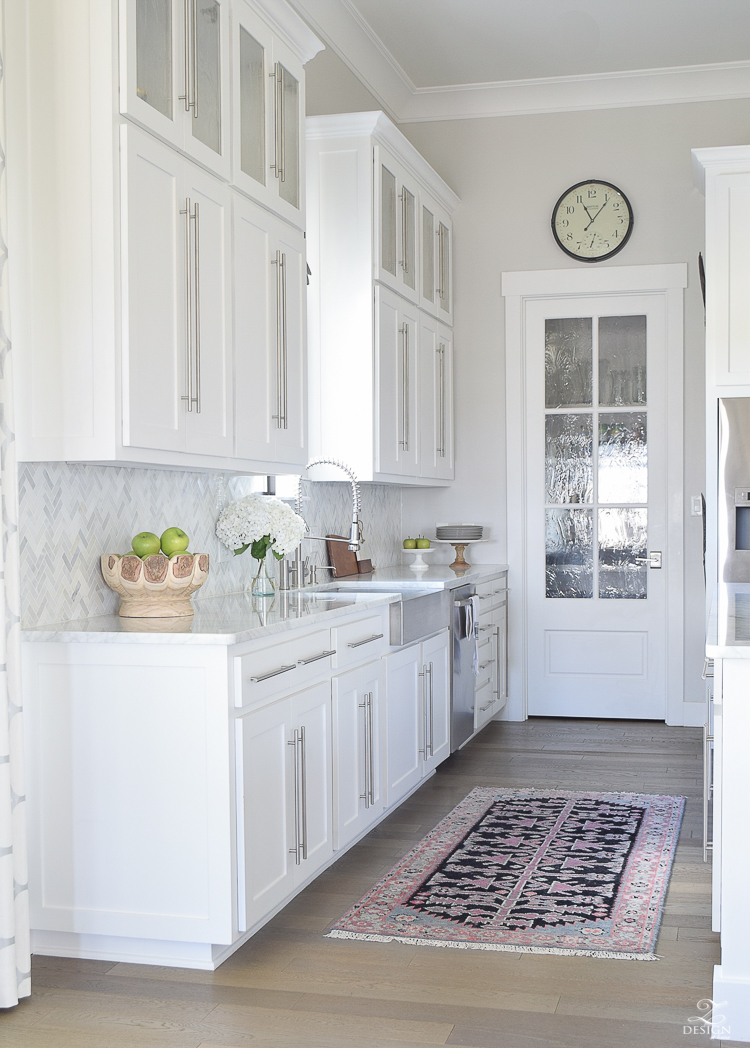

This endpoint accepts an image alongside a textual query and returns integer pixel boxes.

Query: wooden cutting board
[326,536,359,578]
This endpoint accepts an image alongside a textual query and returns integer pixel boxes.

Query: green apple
[416,538,431,549]
[403,538,417,549]
[131,532,160,557]
[160,527,190,556]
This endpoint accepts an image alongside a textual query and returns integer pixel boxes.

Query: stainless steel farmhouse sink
[311,584,449,645]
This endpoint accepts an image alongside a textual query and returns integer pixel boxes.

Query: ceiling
[288,0,750,121]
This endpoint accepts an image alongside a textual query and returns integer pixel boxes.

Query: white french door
[526,293,668,719]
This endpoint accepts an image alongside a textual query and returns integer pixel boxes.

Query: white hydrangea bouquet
[216,493,306,595]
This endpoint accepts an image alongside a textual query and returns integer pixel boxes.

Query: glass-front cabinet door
[419,191,453,323]
[375,146,419,306]
[231,2,305,228]
[121,0,230,178]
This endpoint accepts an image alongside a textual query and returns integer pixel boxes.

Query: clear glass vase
[250,556,275,598]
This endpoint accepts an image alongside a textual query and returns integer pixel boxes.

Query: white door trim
[502,263,688,725]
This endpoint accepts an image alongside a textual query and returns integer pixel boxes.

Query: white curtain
[0,0,30,1008]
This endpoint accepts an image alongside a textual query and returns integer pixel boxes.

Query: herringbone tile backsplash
[19,463,403,627]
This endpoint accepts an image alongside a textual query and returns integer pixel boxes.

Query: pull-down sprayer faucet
[290,459,362,587]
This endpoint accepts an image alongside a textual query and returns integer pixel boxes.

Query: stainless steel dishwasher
[452,585,477,750]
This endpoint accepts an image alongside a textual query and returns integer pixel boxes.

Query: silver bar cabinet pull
[418,667,427,756]
[367,693,375,805]
[494,625,501,696]
[359,695,370,808]
[249,663,296,683]
[279,64,286,183]
[269,63,280,176]
[271,250,283,427]
[347,634,384,649]
[287,729,300,863]
[179,0,191,112]
[299,725,307,860]
[399,190,406,270]
[193,200,201,412]
[399,323,409,451]
[438,344,446,457]
[180,198,193,411]
[280,251,288,428]
[297,650,336,667]
[428,662,434,757]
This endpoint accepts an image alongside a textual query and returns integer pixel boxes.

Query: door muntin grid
[545,315,648,600]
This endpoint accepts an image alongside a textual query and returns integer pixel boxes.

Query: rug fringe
[325,929,659,961]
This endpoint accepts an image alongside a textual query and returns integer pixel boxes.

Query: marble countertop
[21,589,400,647]
[21,564,508,647]
[706,584,750,658]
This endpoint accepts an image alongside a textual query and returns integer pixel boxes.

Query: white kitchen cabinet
[376,286,420,477]
[237,680,333,932]
[420,191,453,325]
[233,191,307,469]
[232,0,307,229]
[9,0,320,472]
[376,145,419,305]
[120,0,232,180]
[122,125,232,457]
[384,629,451,807]
[123,126,233,458]
[332,660,383,850]
[419,316,454,481]
[473,574,509,733]
[306,111,459,486]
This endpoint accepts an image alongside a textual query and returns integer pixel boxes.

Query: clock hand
[584,196,610,230]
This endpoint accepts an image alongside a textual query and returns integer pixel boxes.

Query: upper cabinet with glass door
[376,145,419,306]
[120,0,232,179]
[231,0,318,229]
[420,189,453,326]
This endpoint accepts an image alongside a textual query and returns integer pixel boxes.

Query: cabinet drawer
[476,577,508,609]
[237,628,333,707]
[332,615,387,669]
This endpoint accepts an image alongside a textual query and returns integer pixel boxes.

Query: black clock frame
[551,179,634,263]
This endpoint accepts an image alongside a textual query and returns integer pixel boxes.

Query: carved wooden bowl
[101,553,210,617]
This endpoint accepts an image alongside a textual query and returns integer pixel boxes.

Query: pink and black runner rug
[327,788,684,960]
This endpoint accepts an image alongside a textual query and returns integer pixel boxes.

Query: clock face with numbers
[552,180,633,262]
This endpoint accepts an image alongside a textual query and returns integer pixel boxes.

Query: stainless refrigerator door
[452,597,476,751]
[719,398,750,582]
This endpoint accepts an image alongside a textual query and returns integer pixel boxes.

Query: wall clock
[551,180,633,262]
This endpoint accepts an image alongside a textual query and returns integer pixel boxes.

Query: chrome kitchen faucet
[286,459,362,588]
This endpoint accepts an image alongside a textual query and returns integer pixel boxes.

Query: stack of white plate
[436,523,483,541]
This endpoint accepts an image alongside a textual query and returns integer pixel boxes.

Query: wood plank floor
[2,717,743,1047]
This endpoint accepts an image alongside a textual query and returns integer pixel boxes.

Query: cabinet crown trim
[250,0,325,63]
[306,111,460,212]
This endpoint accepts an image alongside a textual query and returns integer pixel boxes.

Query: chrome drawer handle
[297,650,336,666]
[479,699,493,712]
[478,624,493,632]
[348,633,384,648]
[249,663,296,683]
[478,594,491,601]
[702,658,714,680]
[478,660,492,670]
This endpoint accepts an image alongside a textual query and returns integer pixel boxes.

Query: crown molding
[289,0,750,122]
[251,0,324,64]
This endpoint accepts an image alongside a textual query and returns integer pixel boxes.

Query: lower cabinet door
[492,601,508,714]
[422,630,451,774]
[291,681,334,885]
[237,681,332,931]
[474,676,495,732]
[237,697,295,932]
[384,643,423,806]
[332,660,383,851]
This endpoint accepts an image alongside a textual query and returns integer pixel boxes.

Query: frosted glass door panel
[545,509,593,599]
[192,0,222,155]
[545,414,593,505]
[599,508,647,599]
[278,66,300,209]
[599,315,647,406]
[598,413,647,504]
[136,0,172,118]
[381,166,397,277]
[422,207,435,305]
[545,318,592,408]
[239,28,265,185]
[402,187,416,291]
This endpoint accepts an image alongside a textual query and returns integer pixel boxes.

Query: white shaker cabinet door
[121,125,186,453]
[419,316,453,481]
[233,192,276,462]
[376,286,419,477]
[236,697,295,933]
[272,218,307,468]
[291,681,333,885]
[183,163,233,458]
[332,660,383,851]
[421,631,451,774]
[384,643,422,807]
[374,146,418,306]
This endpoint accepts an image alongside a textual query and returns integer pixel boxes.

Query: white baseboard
[712,965,750,1042]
